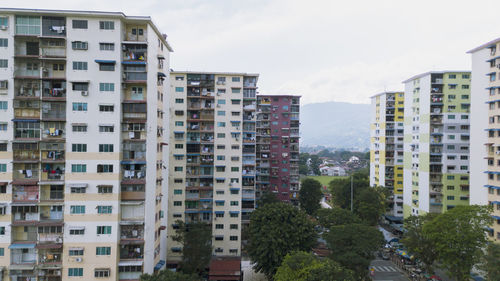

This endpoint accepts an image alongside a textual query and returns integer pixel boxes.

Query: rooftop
[467,36,500,54]
[402,70,471,83]
[170,70,259,77]
[0,7,173,51]
[370,91,404,99]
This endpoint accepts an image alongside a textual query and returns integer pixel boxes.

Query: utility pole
[350,175,353,212]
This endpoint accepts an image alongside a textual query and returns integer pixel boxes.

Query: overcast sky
[2,0,500,104]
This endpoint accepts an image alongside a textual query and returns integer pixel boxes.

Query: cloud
[2,0,500,106]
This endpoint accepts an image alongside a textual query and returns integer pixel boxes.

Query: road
[370,257,409,281]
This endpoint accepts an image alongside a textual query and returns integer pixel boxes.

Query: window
[174,144,183,149]
[99,43,114,51]
[69,249,84,256]
[72,20,87,29]
[99,83,114,92]
[174,189,182,195]
[0,124,6,131]
[217,122,226,127]
[462,74,470,79]
[96,247,111,255]
[174,110,184,116]
[231,99,241,105]
[99,144,114,152]
[15,16,40,35]
[95,269,110,278]
[173,201,182,206]
[230,201,239,206]
[218,99,226,105]
[0,39,7,47]
[232,77,240,82]
[70,205,85,214]
[175,121,184,126]
[0,164,5,173]
[72,61,88,70]
[0,101,7,110]
[232,111,240,116]
[0,60,7,68]
[0,144,5,151]
[97,226,112,235]
[69,228,85,235]
[99,105,114,112]
[72,144,87,152]
[230,236,238,241]
[0,17,8,27]
[231,145,239,150]
[230,212,239,218]
[231,167,239,172]
[175,76,184,81]
[71,186,86,193]
[68,268,83,277]
[230,224,238,230]
[461,115,468,119]
[215,224,224,229]
[448,115,455,119]
[99,125,114,132]
[71,41,88,50]
[175,98,184,104]
[175,87,184,92]
[174,167,183,172]
[98,186,113,193]
[449,74,456,79]
[217,111,225,116]
[99,21,114,30]
[217,133,225,138]
[462,85,469,89]
[72,82,88,91]
[231,88,241,94]
[99,63,115,71]
[97,164,113,173]
[71,164,87,173]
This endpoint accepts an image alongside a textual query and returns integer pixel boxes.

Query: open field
[303,175,348,189]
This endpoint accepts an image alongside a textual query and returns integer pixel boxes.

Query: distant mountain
[300,102,370,149]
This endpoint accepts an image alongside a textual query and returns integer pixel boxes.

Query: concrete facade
[402,71,471,218]
[370,92,405,217]
[0,8,171,280]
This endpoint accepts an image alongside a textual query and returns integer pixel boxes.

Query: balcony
[123,87,146,102]
[42,102,66,121]
[40,164,65,182]
[39,205,63,222]
[40,42,66,59]
[41,17,66,37]
[12,206,39,224]
[13,144,39,163]
[14,107,40,119]
[39,184,63,202]
[11,249,37,265]
[123,103,147,120]
[13,168,39,183]
[121,185,145,201]
[42,80,66,101]
[121,165,146,184]
[14,67,40,79]
[120,244,144,260]
[38,248,62,267]
[120,225,145,243]
[41,64,65,80]
[124,25,148,42]
[121,202,145,223]
[122,44,147,62]
[123,65,147,83]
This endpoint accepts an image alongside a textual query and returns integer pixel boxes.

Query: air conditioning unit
[81,91,88,96]
[0,26,6,30]
[496,151,500,155]
[75,257,83,262]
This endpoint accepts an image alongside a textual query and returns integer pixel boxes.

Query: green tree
[401,214,439,274]
[171,220,212,275]
[329,171,369,209]
[355,188,385,226]
[140,270,200,281]
[299,153,310,175]
[309,154,321,175]
[257,190,279,207]
[247,202,317,278]
[324,224,384,279]
[480,243,500,281]
[299,178,323,215]
[274,251,355,281]
[424,205,493,281]
[316,208,361,229]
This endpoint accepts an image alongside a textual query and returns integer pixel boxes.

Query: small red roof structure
[208,256,242,281]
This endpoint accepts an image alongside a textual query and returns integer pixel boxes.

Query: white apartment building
[0,8,171,280]
[403,71,471,218]
[370,92,405,217]
[167,72,258,268]
[468,39,500,242]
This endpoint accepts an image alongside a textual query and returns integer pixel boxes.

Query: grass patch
[303,176,348,192]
